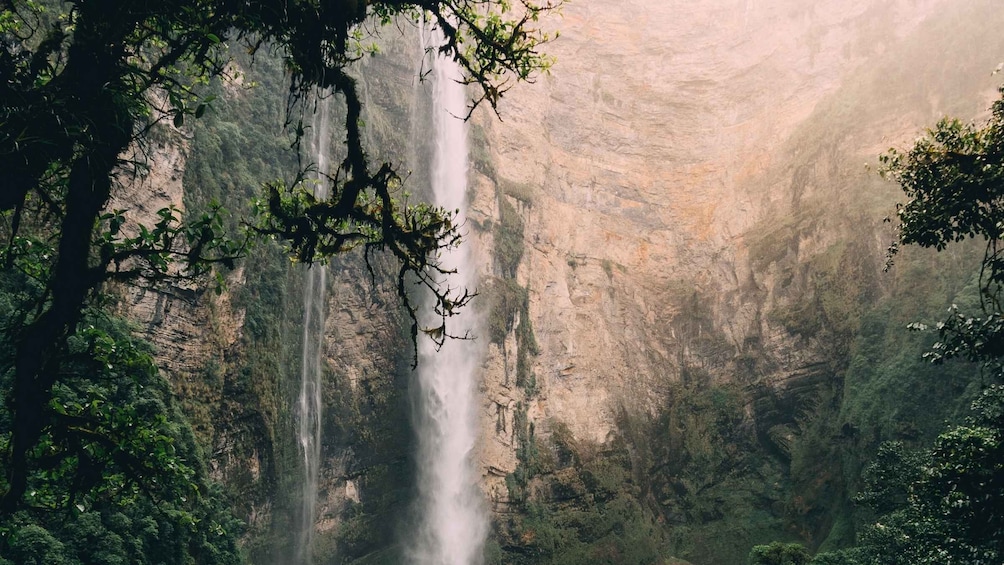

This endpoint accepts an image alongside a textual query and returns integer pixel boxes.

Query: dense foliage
[813,87,1004,565]
[0,290,242,563]
[882,90,1004,377]
[748,542,811,565]
[803,385,1004,565]
[492,424,670,565]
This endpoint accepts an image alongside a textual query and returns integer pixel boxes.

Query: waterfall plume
[408,24,489,565]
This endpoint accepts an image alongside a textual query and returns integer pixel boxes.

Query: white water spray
[295,91,331,565]
[410,26,488,565]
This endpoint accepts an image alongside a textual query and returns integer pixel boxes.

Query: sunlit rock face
[472,0,1004,490]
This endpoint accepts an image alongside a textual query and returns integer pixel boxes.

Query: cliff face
[473,0,995,452]
[112,113,280,537]
[470,0,1004,558]
[117,1,1004,563]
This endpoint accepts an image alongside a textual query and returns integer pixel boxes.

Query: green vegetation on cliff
[749,72,1004,565]
[0,293,243,564]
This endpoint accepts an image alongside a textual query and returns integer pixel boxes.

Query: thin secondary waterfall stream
[410,26,488,565]
[295,91,331,565]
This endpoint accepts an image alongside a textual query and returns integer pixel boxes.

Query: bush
[748,542,811,565]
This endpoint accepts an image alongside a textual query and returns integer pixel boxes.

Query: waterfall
[409,25,488,565]
[295,90,331,565]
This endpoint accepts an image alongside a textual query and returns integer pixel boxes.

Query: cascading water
[409,25,489,565]
[287,28,486,565]
[295,91,331,565]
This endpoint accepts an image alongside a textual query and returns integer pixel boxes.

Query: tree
[878,90,1004,559]
[747,541,811,565]
[0,301,244,563]
[1,0,557,519]
[881,90,1004,377]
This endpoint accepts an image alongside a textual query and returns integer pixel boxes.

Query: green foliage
[882,109,1004,253]
[748,213,984,557]
[183,53,298,220]
[515,315,539,393]
[489,181,540,517]
[0,307,242,564]
[0,0,560,562]
[494,196,526,278]
[497,376,794,565]
[501,180,538,206]
[774,244,984,555]
[485,278,538,394]
[1,0,559,515]
[881,88,1004,379]
[801,77,1004,565]
[494,432,670,565]
[853,442,924,516]
[505,403,538,506]
[748,542,811,565]
[824,387,1004,565]
[840,298,980,446]
[486,278,527,346]
[485,183,538,394]
[5,524,67,565]
[646,380,795,564]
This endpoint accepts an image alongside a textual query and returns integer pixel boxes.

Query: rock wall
[469,0,1004,548]
[111,120,279,535]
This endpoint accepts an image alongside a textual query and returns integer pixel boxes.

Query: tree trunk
[1,12,133,511]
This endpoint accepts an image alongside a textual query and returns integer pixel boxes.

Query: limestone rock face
[471,0,1004,485]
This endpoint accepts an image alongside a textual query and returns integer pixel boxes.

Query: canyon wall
[469,0,1004,561]
[118,1,1004,563]
[477,0,990,448]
